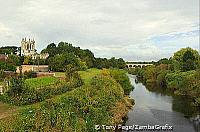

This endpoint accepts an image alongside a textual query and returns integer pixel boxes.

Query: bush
[110,69,133,95]
[0,69,5,81]
[165,70,200,106]
[7,77,25,97]
[0,61,16,71]
[24,71,37,79]
[156,70,171,87]
[65,64,84,87]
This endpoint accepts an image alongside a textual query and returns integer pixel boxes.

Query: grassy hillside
[78,68,101,84]
[0,69,134,132]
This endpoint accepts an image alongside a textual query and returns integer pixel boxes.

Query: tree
[182,50,196,71]
[23,56,33,65]
[48,53,79,72]
[156,58,172,65]
[0,46,19,55]
[116,58,126,69]
[0,61,16,71]
[109,57,118,68]
[41,43,57,57]
[7,54,20,66]
[172,47,200,71]
[144,65,157,84]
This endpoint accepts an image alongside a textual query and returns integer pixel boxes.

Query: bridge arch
[126,63,153,69]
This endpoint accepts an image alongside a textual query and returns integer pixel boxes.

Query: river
[124,74,200,132]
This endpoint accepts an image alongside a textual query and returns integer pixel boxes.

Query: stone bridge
[126,63,153,68]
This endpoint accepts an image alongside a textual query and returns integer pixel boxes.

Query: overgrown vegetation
[0,69,133,131]
[0,66,84,105]
[0,61,16,71]
[110,69,133,95]
[0,42,133,131]
[129,47,200,106]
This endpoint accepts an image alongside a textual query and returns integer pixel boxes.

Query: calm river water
[124,75,200,132]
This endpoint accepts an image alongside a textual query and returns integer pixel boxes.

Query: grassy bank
[0,68,134,131]
[25,77,60,89]
[79,68,101,84]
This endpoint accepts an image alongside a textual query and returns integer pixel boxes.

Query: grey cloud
[0,0,199,61]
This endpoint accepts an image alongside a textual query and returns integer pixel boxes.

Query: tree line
[41,42,126,71]
[0,42,127,72]
[129,47,200,106]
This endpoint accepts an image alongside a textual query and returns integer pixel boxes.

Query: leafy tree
[48,53,79,72]
[7,54,20,66]
[41,43,57,57]
[172,47,200,71]
[42,41,126,70]
[156,58,172,65]
[116,58,126,69]
[0,46,19,55]
[182,50,196,71]
[94,57,126,69]
[109,57,118,68]
[144,65,157,84]
[23,56,33,65]
[0,61,16,71]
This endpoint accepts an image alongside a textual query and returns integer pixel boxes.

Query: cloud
[0,0,199,61]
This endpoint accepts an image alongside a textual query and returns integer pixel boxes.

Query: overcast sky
[0,0,199,61]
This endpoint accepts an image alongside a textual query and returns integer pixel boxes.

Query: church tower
[21,38,36,56]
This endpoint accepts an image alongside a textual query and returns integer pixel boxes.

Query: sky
[0,0,199,61]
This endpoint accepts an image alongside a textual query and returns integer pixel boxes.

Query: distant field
[25,77,60,89]
[79,68,101,84]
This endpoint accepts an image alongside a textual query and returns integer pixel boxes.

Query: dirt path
[0,102,18,119]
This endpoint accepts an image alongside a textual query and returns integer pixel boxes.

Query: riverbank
[124,75,199,132]
[111,96,134,125]
[129,66,200,107]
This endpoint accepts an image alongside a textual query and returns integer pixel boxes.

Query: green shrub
[110,69,133,95]
[156,70,171,87]
[7,77,25,97]
[0,69,5,81]
[24,71,37,79]
[165,70,200,106]
[0,61,16,71]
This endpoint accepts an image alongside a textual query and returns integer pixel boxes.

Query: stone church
[21,38,36,56]
[20,38,49,59]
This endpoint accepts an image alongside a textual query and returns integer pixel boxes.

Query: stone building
[21,38,49,59]
[21,38,37,56]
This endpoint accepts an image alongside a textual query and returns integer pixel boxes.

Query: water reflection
[125,75,200,132]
